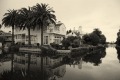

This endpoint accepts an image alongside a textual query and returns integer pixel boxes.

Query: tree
[116,29,120,46]
[93,28,101,37]
[0,24,2,29]
[82,34,91,44]
[2,9,18,45]
[61,36,80,49]
[100,35,106,44]
[32,3,56,45]
[18,7,34,45]
[66,29,72,34]
[89,33,100,46]
[82,29,106,46]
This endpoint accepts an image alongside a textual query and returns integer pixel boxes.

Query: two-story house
[14,21,66,45]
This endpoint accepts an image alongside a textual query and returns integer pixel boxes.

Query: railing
[47,29,60,34]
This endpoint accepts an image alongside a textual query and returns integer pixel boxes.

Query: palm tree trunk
[41,26,43,46]
[27,54,31,78]
[12,25,14,45]
[28,27,31,45]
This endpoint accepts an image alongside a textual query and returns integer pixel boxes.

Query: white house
[14,21,66,45]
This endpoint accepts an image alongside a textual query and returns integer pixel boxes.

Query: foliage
[2,9,18,45]
[50,43,62,49]
[116,30,120,46]
[66,29,72,34]
[89,33,100,45]
[32,3,56,45]
[61,36,81,49]
[82,28,106,46]
[17,7,34,45]
[2,3,56,46]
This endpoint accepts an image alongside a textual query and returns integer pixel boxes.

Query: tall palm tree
[32,3,56,46]
[0,24,2,29]
[18,7,34,45]
[2,9,18,45]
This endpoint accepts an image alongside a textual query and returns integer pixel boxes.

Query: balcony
[46,29,60,34]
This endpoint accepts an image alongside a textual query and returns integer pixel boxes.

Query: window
[44,36,48,44]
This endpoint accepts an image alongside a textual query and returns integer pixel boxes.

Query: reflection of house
[14,53,66,79]
[15,21,66,45]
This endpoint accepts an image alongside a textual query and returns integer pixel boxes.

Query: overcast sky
[0,0,120,42]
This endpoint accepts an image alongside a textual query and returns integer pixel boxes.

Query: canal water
[0,46,120,80]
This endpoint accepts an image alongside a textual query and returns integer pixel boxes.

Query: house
[0,31,12,47]
[14,21,66,45]
[66,26,84,45]
[66,26,83,38]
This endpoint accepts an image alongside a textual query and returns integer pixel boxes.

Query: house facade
[0,31,12,47]
[14,21,66,45]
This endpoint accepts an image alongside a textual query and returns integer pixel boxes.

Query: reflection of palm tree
[11,53,14,80]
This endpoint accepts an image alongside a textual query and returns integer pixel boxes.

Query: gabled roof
[66,32,77,37]
[55,23,62,26]
[0,30,12,37]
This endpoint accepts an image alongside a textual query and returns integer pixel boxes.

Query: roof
[55,23,62,26]
[0,30,12,37]
[0,33,12,37]
[66,32,77,37]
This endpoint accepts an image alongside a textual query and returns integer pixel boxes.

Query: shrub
[50,43,62,49]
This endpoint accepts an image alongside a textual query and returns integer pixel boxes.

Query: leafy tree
[66,29,72,34]
[61,36,81,49]
[116,29,120,46]
[89,33,100,46]
[2,9,18,45]
[82,34,91,44]
[100,35,106,44]
[82,29,106,46]
[93,28,102,37]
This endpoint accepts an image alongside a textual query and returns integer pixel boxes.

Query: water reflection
[63,47,106,67]
[83,48,106,66]
[116,47,120,63]
[1,46,120,80]
[0,52,66,80]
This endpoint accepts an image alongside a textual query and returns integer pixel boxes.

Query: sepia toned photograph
[0,0,120,80]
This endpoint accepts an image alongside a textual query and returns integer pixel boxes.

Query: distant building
[66,26,84,45]
[66,26,83,38]
[0,30,12,47]
[14,21,66,45]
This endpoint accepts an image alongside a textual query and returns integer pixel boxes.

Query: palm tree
[32,3,56,46]
[18,7,34,45]
[2,9,18,45]
[0,24,2,29]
